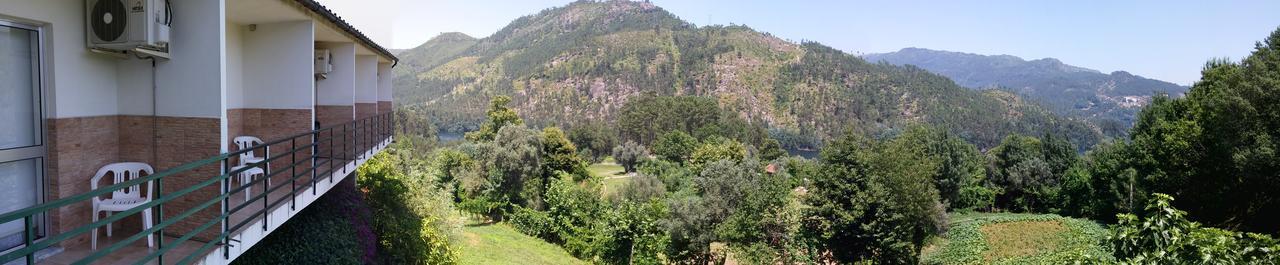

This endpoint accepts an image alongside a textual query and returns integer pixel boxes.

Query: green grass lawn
[588,161,630,197]
[587,162,625,179]
[458,218,588,265]
[920,212,1113,264]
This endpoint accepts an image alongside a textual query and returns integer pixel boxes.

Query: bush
[598,200,670,265]
[357,150,460,264]
[508,205,554,239]
[637,159,694,193]
[1109,193,1280,264]
[543,176,606,258]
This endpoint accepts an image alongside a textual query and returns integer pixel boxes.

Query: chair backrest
[233,136,264,162]
[90,162,155,202]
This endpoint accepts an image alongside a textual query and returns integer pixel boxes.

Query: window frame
[0,18,48,252]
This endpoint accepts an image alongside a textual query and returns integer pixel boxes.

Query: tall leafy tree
[652,131,698,162]
[803,131,945,263]
[1124,28,1280,233]
[895,125,987,210]
[567,122,617,163]
[465,95,524,142]
[612,141,648,173]
[986,134,1075,212]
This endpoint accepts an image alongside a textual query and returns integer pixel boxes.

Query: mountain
[864,48,1188,135]
[394,0,1101,149]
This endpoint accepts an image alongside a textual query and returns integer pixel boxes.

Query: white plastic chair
[91,162,154,250]
[233,136,270,201]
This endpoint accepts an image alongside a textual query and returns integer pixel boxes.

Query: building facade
[0,0,396,263]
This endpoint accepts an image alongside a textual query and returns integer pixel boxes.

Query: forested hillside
[864,48,1188,136]
[393,0,1100,150]
[331,21,1280,264]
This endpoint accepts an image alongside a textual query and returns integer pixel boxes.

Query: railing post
[221,158,231,258]
[24,215,33,265]
[262,154,269,232]
[156,175,165,265]
[291,137,297,211]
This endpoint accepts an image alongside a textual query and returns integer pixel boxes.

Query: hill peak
[430,32,476,42]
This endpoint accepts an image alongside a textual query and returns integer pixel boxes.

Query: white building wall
[377,63,392,102]
[355,55,377,103]
[154,0,225,119]
[0,0,123,118]
[315,42,355,106]
[239,21,313,109]
[116,60,155,116]
[225,22,244,109]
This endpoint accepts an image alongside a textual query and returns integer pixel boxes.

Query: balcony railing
[0,112,395,265]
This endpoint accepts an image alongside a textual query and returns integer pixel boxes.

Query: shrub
[543,176,607,257]
[508,205,554,239]
[357,150,460,264]
[598,200,670,265]
[1109,193,1280,264]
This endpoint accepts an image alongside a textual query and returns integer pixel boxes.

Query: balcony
[0,112,395,265]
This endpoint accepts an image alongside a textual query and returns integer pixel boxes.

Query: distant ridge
[865,48,1188,134]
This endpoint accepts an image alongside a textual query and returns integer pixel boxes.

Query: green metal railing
[0,112,394,265]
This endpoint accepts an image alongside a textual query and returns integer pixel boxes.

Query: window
[0,19,46,251]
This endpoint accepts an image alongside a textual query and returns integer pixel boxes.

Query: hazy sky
[318,0,1280,85]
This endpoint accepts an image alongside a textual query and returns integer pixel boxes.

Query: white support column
[354,55,378,119]
[377,62,392,114]
[315,42,356,127]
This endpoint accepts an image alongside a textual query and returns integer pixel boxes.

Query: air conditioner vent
[86,0,170,54]
[90,0,128,42]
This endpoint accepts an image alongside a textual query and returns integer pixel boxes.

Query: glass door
[0,20,45,251]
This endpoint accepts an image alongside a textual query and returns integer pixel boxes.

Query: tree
[986,134,1074,212]
[688,137,747,172]
[652,131,698,163]
[465,95,523,142]
[895,125,986,210]
[803,131,945,263]
[1062,141,1140,222]
[612,141,648,173]
[612,173,666,203]
[1119,28,1280,233]
[758,138,787,161]
[541,127,587,179]
[568,122,617,163]
[459,126,543,220]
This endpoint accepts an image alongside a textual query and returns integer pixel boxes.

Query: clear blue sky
[377,0,1280,85]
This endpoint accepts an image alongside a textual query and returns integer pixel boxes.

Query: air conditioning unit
[315,49,333,75]
[86,0,171,52]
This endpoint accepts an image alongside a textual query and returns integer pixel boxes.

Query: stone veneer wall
[315,105,353,129]
[46,116,120,247]
[377,101,391,115]
[354,103,377,120]
[315,105,354,162]
[152,117,222,241]
[45,116,222,246]
[225,109,314,198]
